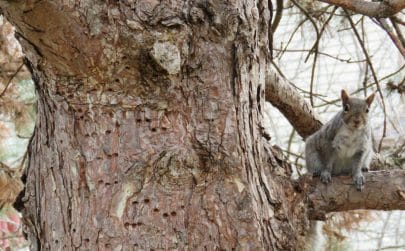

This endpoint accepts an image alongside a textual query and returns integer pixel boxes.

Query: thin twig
[345,11,387,152]
[390,17,405,49]
[390,16,405,26]
[317,7,338,45]
[289,0,320,107]
[0,63,24,99]
[273,48,367,63]
[361,18,369,97]
[314,64,405,108]
[377,18,405,58]
[286,129,296,160]
[362,64,369,97]
[309,7,338,109]
[275,18,308,59]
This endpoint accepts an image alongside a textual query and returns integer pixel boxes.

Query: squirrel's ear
[366,92,375,106]
[341,89,349,104]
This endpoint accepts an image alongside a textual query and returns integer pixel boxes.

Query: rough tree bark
[0,1,307,250]
[265,65,322,139]
[307,170,405,220]
[1,1,404,250]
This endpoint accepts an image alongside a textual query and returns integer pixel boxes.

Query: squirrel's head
[341,89,375,130]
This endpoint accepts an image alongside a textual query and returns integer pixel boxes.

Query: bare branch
[265,66,323,139]
[0,63,24,99]
[304,170,405,220]
[317,0,405,18]
[390,17,405,48]
[273,48,367,63]
[271,0,284,35]
[275,18,308,59]
[345,11,388,152]
[290,0,321,107]
[377,18,405,57]
[391,16,405,26]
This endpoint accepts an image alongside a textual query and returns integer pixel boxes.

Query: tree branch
[271,0,284,35]
[265,66,322,139]
[304,170,405,220]
[317,0,405,18]
[378,18,405,57]
[345,11,388,152]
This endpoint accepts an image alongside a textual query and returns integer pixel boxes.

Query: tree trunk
[1,1,306,250]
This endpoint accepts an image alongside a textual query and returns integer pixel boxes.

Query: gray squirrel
[305,90,375,191]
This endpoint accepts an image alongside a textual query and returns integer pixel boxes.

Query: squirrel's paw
[320,171,332,184]
[353,174,365,191]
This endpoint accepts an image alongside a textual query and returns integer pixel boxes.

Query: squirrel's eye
[344,104,350,112]
[366,108,369,113]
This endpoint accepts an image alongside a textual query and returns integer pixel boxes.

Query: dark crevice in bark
[1,1,309,249]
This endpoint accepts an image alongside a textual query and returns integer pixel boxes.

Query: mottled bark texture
[0,1,306,250]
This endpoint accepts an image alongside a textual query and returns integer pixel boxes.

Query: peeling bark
[303,170,405,220]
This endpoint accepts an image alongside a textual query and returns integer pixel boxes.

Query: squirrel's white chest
[333,126,364,158]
